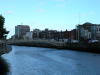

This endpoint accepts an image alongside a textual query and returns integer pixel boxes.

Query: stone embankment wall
[8,39,100,53]
[0,40,11,55]
[8,39,66,49]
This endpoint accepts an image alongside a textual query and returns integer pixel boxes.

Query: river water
[2,46,100,75]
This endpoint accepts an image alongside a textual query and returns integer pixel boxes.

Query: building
[15,25,30,39]
[79,28,91,39]
[63,29,77,40]
[33,29,41,39]
[23,31,33,40]
[10,35,16,40]
[77,22,100,40]
[39,29,58,39]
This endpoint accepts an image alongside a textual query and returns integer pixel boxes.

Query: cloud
[55,3,66,7]
[53,0,65,2]
[5,10,13,14]
[80,11,95,17]
[53,0,69,8]
[36,8,45,13]
[38,1,46,5]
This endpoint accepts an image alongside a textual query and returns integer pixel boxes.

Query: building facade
[77,22,100,40]
[15,25,30,39]
[23,31,33,40]
[33,29,41,39]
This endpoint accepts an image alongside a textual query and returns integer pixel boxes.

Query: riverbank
[0,40,12,55]
[8,40,100,53]
[0,45,12,55]
[0,56,9,75]
[8,39,65,49]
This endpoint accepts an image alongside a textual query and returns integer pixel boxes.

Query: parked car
[88,40,99,43]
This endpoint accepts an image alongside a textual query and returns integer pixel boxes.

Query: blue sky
[0,0,100,38]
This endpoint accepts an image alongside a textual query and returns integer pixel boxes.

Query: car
[88,40,99,43]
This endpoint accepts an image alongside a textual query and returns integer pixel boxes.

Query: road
[2,46,100,75]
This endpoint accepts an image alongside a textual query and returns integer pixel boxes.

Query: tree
[0,15,9,39]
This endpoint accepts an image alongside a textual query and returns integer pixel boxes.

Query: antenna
[78,13,80,24]
[77,12,81,41]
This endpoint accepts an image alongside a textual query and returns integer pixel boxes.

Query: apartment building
[15,25,30,39]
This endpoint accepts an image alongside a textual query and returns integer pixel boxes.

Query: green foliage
[0,15,9,39]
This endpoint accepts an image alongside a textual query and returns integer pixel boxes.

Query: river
[2,46,100,75]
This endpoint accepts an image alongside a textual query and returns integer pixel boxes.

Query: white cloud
[55,3,66,7]
[52,0,69,8]
[80,11,95,17]
[53,0,65,2]
[36,8,45,13]
[5,10,13,14]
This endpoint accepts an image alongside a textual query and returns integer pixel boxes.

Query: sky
[0,0,100,38]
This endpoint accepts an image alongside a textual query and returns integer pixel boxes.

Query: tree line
[0,15,9,39]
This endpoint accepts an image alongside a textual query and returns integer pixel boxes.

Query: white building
[77,22,100,40]
[23,31,33,40]
[80,28,91,39]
